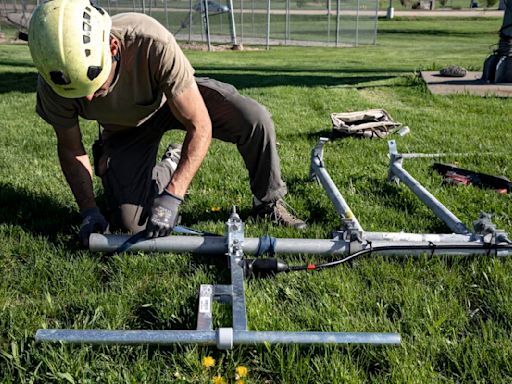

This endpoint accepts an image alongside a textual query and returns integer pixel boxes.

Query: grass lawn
[1,16,512,383]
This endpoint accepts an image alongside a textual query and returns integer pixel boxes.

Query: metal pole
[335,0,340,47]
[361,232,476,243]
[240,0,244,43]
[202,0,212,51]
[355,0,359,47]
[89,234,512,257]
[189,0,193,43]
[227,0,238,46]
[285,0,289,44]
[372,0,378,45]
[388,141,471,235]
[251,0,255,35]
[35,329,400,347]
[327,0,331,45]
[164,0,169,29]
[266,0,271,49]
[89,234,350,255]
[310,138,364,233]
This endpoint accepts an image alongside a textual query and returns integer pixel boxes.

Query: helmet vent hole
[83,11,91,20]
[83,22,91,32]
[85,49,91,57]
[83,35,91,44]
[49,71,71,85]
[87,66,102,81]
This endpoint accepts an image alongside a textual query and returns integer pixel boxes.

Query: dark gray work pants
[97,77,287,233]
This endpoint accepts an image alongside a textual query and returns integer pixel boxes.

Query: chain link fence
[1,0,378,47]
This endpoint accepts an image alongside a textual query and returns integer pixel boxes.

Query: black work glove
[79,207,108,248]
[146,191,183,238]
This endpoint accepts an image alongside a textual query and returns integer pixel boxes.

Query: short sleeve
[35,75,79,129]
[152,34,196,100]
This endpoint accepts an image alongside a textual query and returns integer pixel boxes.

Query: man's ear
[109,37,120,56]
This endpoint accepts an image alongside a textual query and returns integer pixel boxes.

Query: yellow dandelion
[212,375,227,384]
[202,356,215,368]
[235,365,248,378]
[211,206,221,212]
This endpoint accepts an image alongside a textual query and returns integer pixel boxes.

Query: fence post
[266,0,270,49]
[355,0,359,46]
[228,0,238,46]
[335,0,340,47]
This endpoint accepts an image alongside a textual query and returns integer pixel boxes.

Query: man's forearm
[57,145,97,211]
[166,125,211,197]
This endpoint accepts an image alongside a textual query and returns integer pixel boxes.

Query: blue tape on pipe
[256,235,276,257]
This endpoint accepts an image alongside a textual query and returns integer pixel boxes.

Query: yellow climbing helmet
[28,0,112,98]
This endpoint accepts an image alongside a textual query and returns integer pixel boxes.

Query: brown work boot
[253,199,307,230]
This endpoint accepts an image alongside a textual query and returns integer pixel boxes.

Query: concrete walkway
[379,8,503,17]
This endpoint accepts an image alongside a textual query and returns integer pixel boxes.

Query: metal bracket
[387,140,403,184]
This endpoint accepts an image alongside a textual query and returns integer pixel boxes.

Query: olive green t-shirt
[35,12,195,136]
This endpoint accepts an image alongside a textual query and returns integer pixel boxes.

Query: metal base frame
[36,210,400,349]
[36,138,511,349]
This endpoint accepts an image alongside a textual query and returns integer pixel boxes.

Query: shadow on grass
[0,182,78,245]
[0,67,408,94]
[0,59,36,68]
[178,202,257,231]
[0,71,37,93]
[195,71,399,89]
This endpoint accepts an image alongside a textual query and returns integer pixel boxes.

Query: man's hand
[146,191,183,238]
[79,207,108,247]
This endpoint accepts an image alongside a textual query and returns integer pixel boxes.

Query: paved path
[380,8,503,17]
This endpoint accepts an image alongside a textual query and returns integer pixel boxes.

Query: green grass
[1,16,512,383]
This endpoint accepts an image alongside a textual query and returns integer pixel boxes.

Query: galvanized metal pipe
[35,329,401,347]
[89,234,349,255]
[362,232,476,243]
[89,234,512,257]
[389,161,471,235]
[388,141,470,235]
[311,157,364,232]
[310,138,364,232]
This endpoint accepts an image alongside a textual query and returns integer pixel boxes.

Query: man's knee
[113,204,147,234]
[241,101,275,140]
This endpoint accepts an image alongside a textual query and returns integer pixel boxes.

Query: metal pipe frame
[88,234,512,257]
[37,209,401,349]
[36,140,511,349]
[309,138,480,241]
